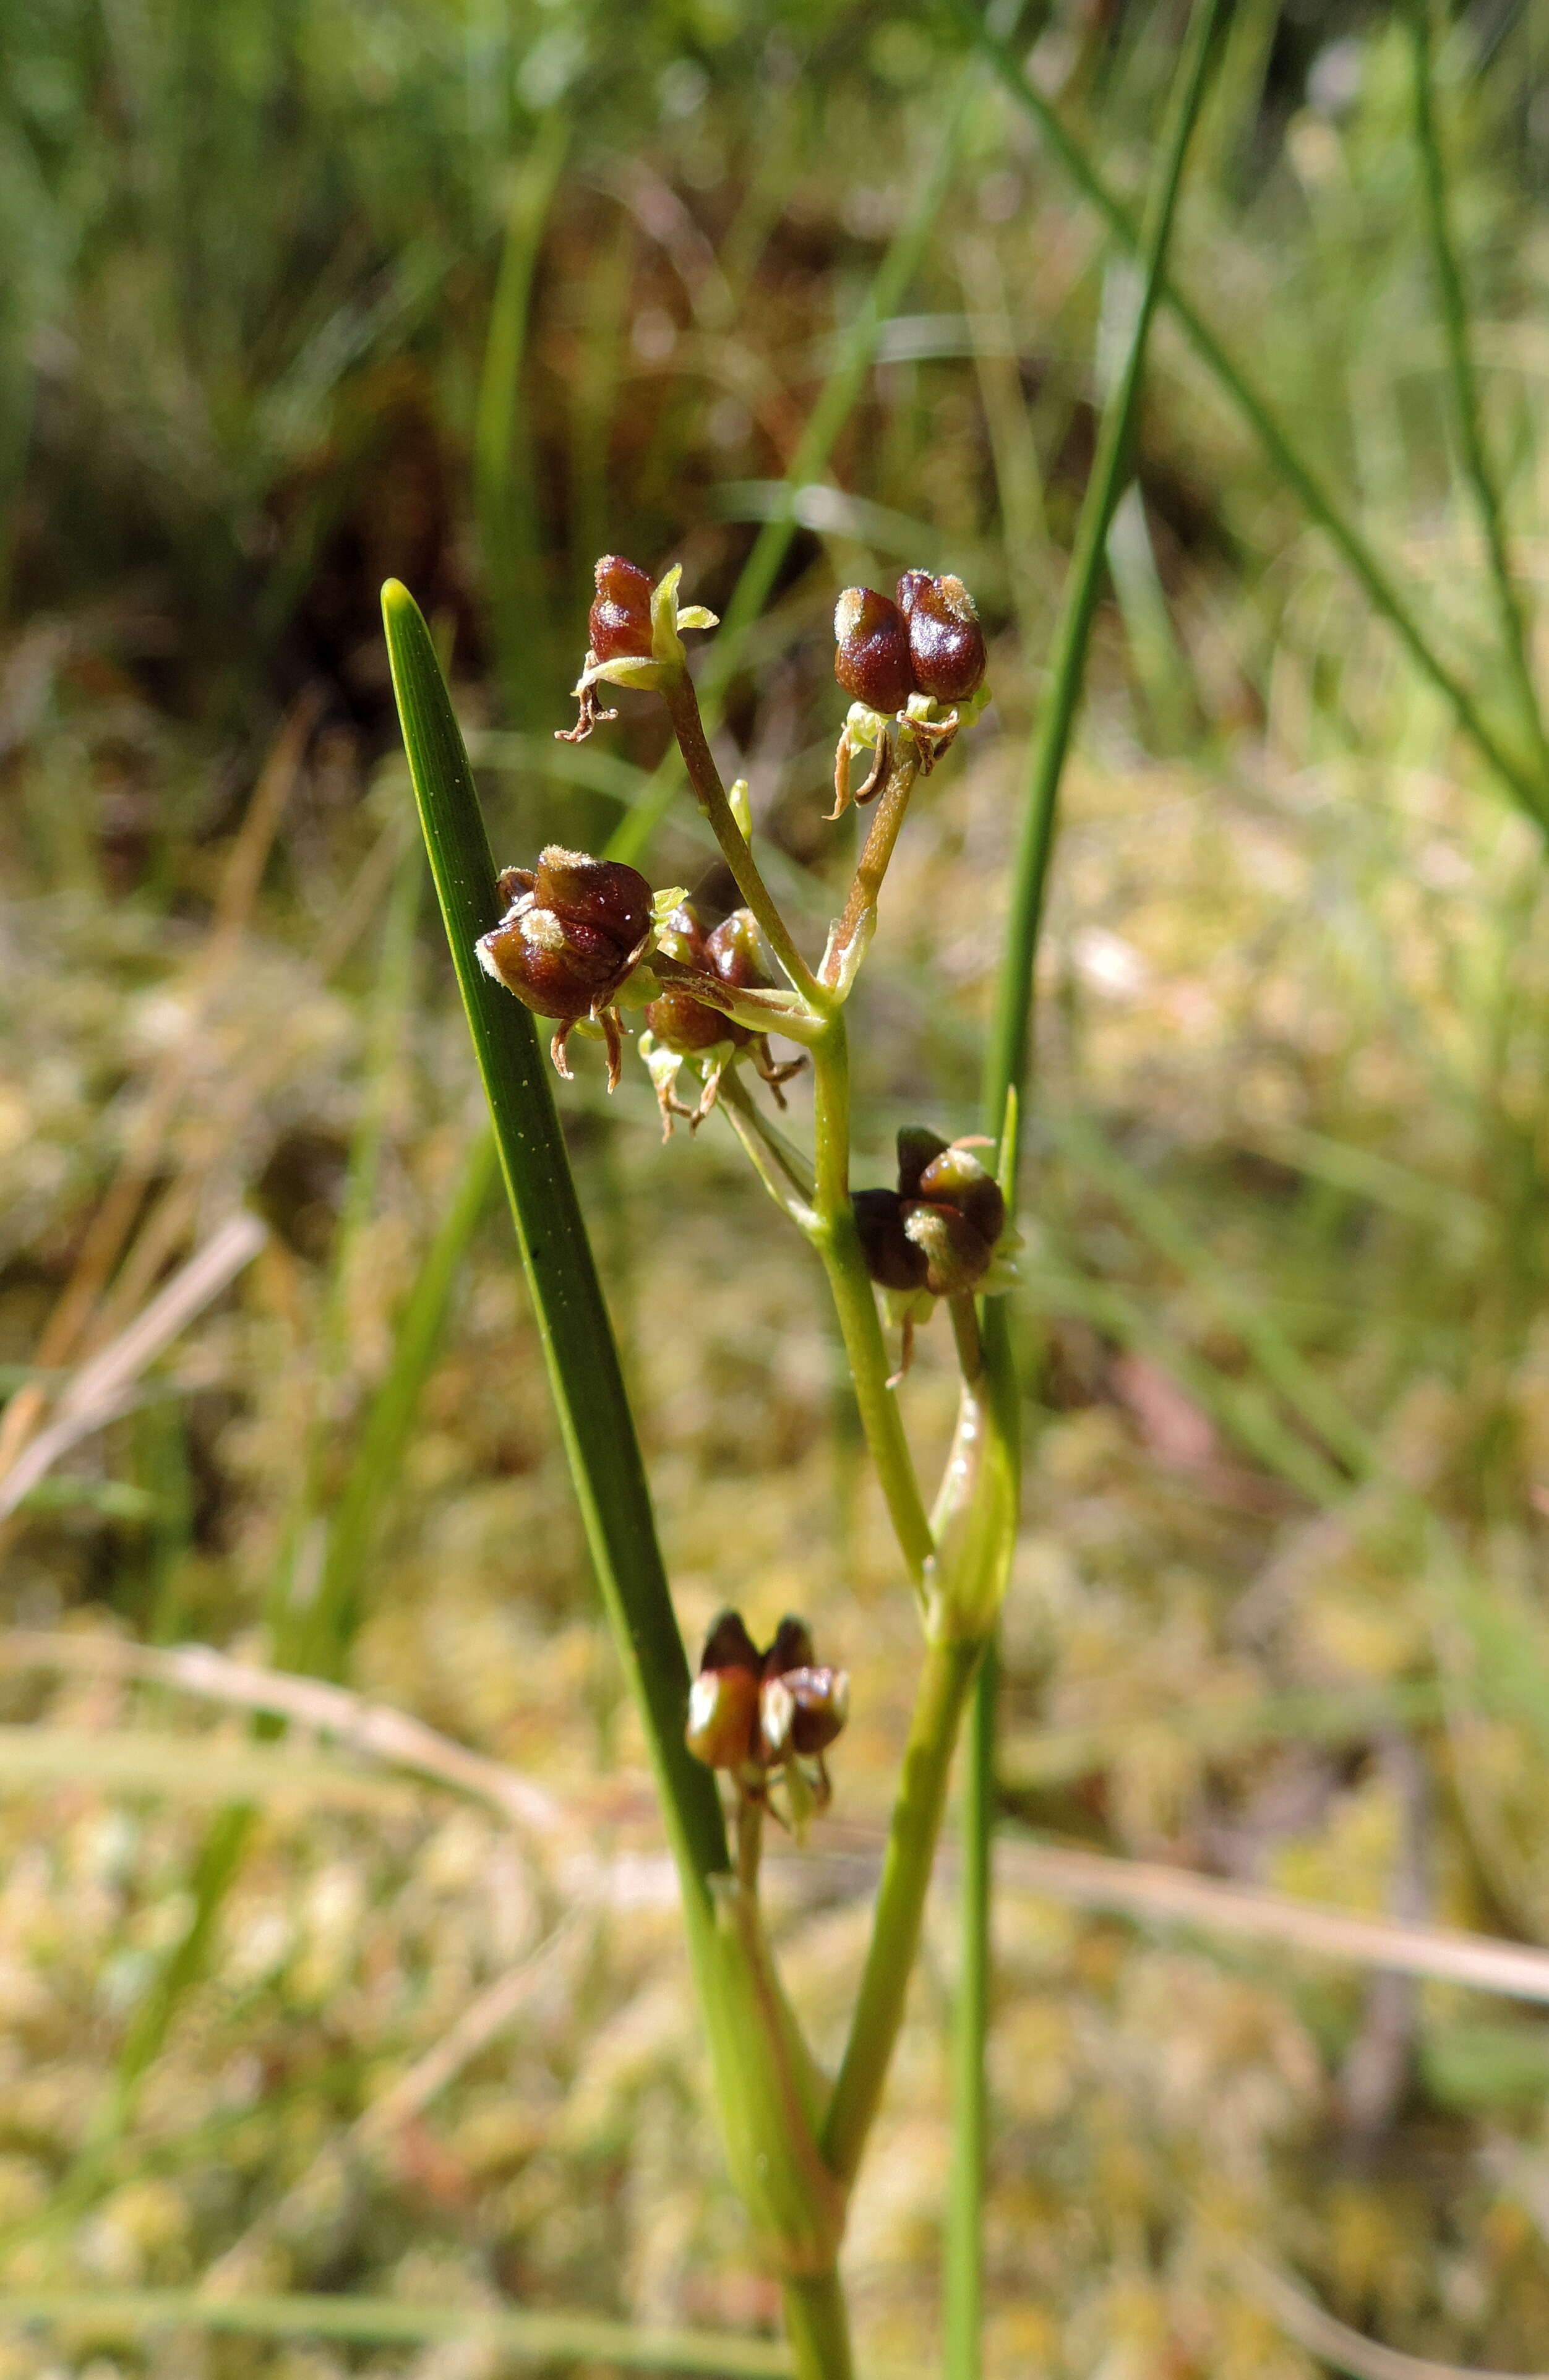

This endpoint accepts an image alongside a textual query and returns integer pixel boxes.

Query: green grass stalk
[952,5,1225,2363]
[1405,0,1549,784]
[0,2287,796,2376]
[475,115,569,712]
[955,0,1549,831]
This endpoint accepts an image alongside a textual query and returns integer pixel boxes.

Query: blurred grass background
[9,0,1549,2371]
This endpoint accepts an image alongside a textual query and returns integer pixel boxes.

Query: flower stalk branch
[659,666,825,1009]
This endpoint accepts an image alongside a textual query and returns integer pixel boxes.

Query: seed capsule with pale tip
[895,1127,1006,1298]
[834,587,915,714]
[896,570,985,703]
[477,845,654,1088]
[760,1664,849,1762]
[685,1609,764,1771]
[589,554,656,661]
[898,1128,1006,1250]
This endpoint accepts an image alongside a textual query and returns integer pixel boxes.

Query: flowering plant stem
[657,656,1015,2348]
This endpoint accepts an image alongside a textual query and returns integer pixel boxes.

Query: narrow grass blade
[296,1126,500,1679]
[0,2288,794,2378]
[952,9,1225,2367]
[382,579,727,1897]
[0,1725,418,1812]
[955,1,1549,830]
[1405,0,1549,781]
[475,114,569,711]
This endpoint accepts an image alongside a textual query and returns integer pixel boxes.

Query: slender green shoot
[955,0,1549,830]
[0,2287,794,2377]
[951,5,1225,2365]
[294,1126,501,1679]
[475,114,569,711]
[1405,0,1549,782]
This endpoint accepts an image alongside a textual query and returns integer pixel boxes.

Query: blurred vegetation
[9,0,1549,2371]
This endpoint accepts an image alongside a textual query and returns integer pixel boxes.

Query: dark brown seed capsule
[644,902,754,1055]
[896,570,985,704]
[893,1126,1006,1297]
[686,1666,762,1768]
[645,904,737,1055]
[589,554,656,662]
[532,847,653,950]
[699,1609,763,1676]
[706,907,770,991]
[478,845,653,1025]
[914,1142,1005,1251]
[685,1608,765,1768]
[760,1664,850,1761]
[763,1616,816,1680]
[902,1199,997,1298]
[834,588,916,714]
[852,1187,930,1294]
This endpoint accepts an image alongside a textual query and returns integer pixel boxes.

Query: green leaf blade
[380,579,729,1898]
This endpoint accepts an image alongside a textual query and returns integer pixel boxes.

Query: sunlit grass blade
[951,6,1225,2367]
[0,2287,795,2378]
[381,576,729,1899]
[955,0,1549,831]
[1405,0,1549,781]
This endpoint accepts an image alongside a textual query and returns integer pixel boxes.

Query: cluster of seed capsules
[685,1610,849,1826]
[854,1126,1011,1374]
[834,571,986,713]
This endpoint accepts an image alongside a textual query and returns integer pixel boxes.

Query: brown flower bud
[834,587,916,714]
[478,845,654,1089]
[896,570,985,703]
[852,1187,929,1295]
[589,555,655,662]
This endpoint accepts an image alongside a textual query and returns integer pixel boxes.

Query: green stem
[955,6,1227,2363]
[943,1637,995,2374]
[809,1016,935,1588]
[820,1633,985,2191]
[779,2269,856,2380]
[822,739,923,993]
[956,0,1549,831]
[1405,0,1549,782]
[660,666,823,1006]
